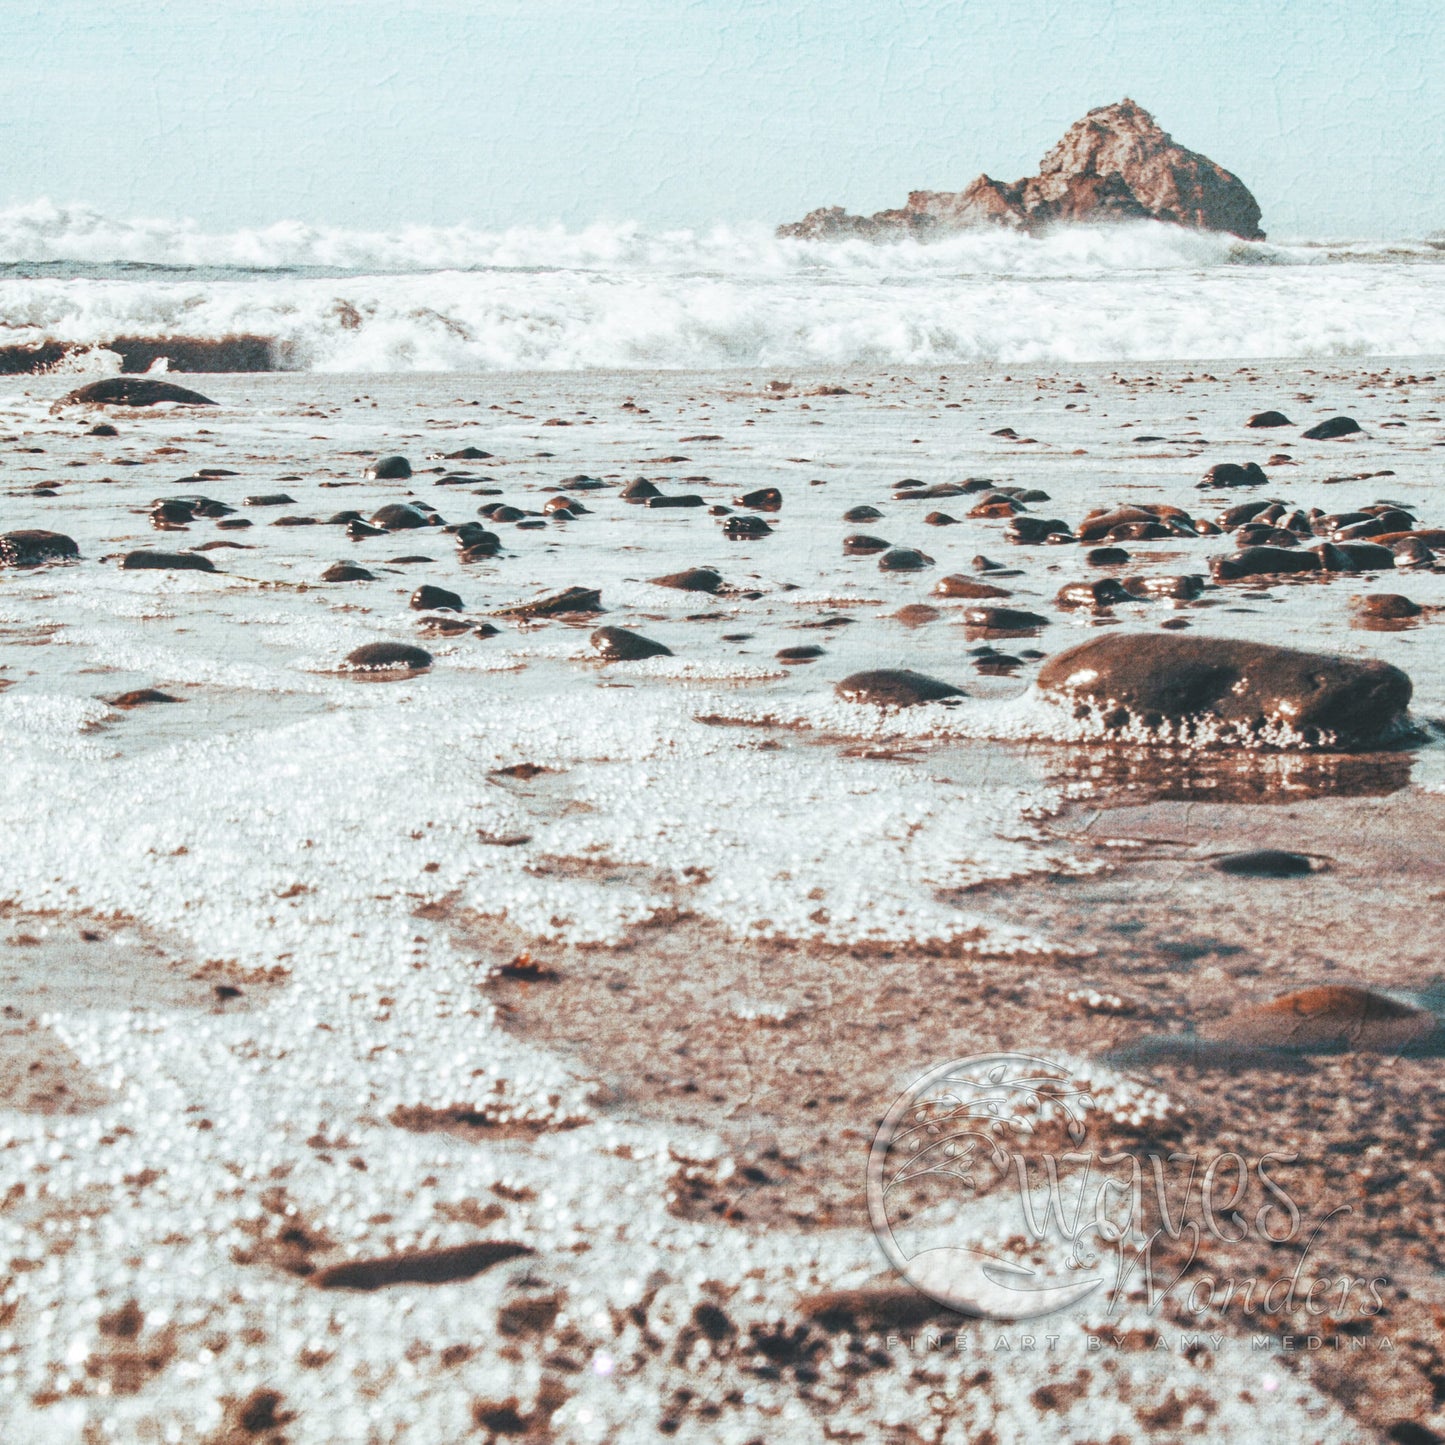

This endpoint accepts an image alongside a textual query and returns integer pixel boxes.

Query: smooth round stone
[834,669,964,706]
[366,455,413,480]
[345,642,432,671]
[120,550,216,572]
[590,626,671,661]
[879,548,934,571]
[322,562,375,583]
[963,606,1049,631]
[776,645,825,662]
[735,486,782,512]
[60,377,216,407]
[649,567,722,593]
[368,503,431,531]
[1086,547,1131,566]
[1214,850,1313,877]
[1353,594,1421,619]
[1301,416,1363,440]
[0,530,79,567]
[1246,410,1292,428]
[621,479,660,502]
[411,584,464,612]
[1057,579,1130,609]
[843,534,890,556]
[842,505,883,522]
[722,515,771,538]
[934,575,1010,599]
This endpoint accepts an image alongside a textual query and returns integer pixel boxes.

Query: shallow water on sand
[0,363,1442,1441]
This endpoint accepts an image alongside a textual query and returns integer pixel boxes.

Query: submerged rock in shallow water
[345,642,433,671]
[58,377,216,408]
[835,669,963,706]
[0,530,78,567]
[1036,633,1412,746]
[590,626,671,661]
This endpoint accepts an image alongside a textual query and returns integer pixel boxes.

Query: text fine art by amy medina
[1,3,1444,1443]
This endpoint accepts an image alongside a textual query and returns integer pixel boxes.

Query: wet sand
[0,362,1443,1441]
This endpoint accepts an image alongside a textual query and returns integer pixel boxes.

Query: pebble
[497,586,603,618]
[649,567,723,593]
[963,606,1050,631]
[370,504,433,531]
[1214,850,1313,877]
[59,377,216,407]
[934,575,1010,599]
[0,529,79,567]
[120,550,216,572]
[878,547,933,571]
[366,455,413,480]
[1301,416,1363,440]
[344,642,433,671]
[834,669,963,706]
[590,626,672,660]
[411,585,464,612]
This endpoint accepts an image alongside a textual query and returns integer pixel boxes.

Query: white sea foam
[2,199,1444,371]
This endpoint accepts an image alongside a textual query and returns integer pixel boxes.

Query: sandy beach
[0,360,1441,1440]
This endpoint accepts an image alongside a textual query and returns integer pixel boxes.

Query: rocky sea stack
[779,99,1264,242]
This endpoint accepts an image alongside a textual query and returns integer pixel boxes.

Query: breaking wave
[2,200,1444,372]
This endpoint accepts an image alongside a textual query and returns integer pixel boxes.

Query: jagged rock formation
[778,99,1264,242]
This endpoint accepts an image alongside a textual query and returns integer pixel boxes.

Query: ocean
[3,199,1445,372]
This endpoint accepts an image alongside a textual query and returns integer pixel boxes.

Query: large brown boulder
[778,99,1264,241]
[1035,633,1410,747]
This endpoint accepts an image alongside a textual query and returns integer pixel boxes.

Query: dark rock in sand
[934,575,1011,599]
[313,1240,531,1291]
[923,511,959,526]
[649,567,723,593]
[322,562,375,583]
[326,511,364,525]
[722,515,772,538]
[483,505,526,523]
[497,586,603,618]
[778,645,826,662]
[1211,546,1319,580]
[107,688,182,709]
[648,494,706,509]
[1353,593,1421,620]
[1246,411,1293,428]
[1335,542,1396,570]
[843,505,884,522]
[843,534,891,556]
[1301,416,1363,441]
[1202,985,1436,1054]
[1217,499,1278,529]
[443,447,493,460]
[345,642,433,672]
[370,503,432,531]
[878,547,933,571]
[835,669,964,707]
[0,530,79,567]
[411,584,463,613]
[1007,516,1073,544]
[1214,850,1313,877]
[1057,579,1131,609]
[347,520,388,540]
[59,377,217,408]
[87,422,119,436]
[1036,633,1412,745]
[216,518,253,531]
[245,493,296,507]
[1086,546,1131,566]
[964,606,1050,631]
[736,486,782,512]
[150,500,195,528]
[621,479,661,502]
[1199,461,1269,489]
[120,550,216,572]
[1121,574,1205,601]
[591,626,671,661]
[366,455,413,480]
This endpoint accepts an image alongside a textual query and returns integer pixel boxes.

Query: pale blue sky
[3,0,1441,237]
